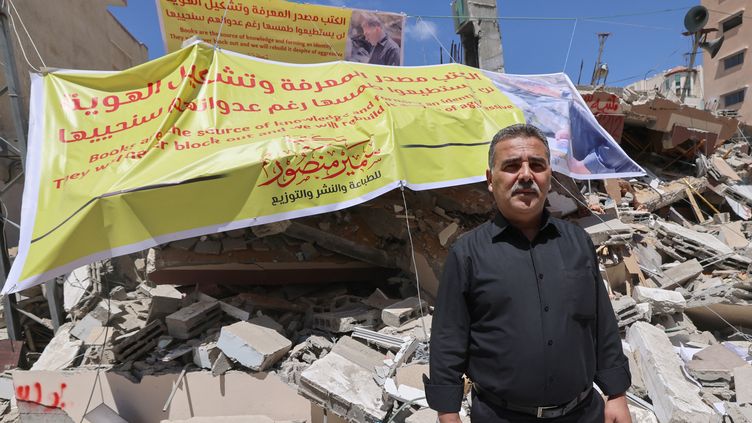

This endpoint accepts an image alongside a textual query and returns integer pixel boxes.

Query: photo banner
[158,0,406,65]
[4,42,642,294]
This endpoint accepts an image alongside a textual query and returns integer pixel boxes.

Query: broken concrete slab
[71,314,104,342]
[632,286,686,315]
[438,223,459,247]
[687,344,748,383]
[63,265,92,312]
[658,259,703,289]
[382,297,427,328]
[216,321,291,371]
[626,322,715,423]
[299,337,386,423]
[31,323,83,371]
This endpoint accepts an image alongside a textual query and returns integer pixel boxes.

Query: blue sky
[111,0,699,87]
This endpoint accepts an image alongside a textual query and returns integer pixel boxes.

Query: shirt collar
[490,209,559,240]
[376,33,389,46]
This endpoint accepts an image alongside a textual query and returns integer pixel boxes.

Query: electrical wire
[399,183,429,342]
[7,0,45,67]
[562,19,578,72]
[410,7,690,22]
[213,0,232,48]
[3,0,41,72]
[416,16,454,64]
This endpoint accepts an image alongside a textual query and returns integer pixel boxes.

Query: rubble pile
[0,89,751,422]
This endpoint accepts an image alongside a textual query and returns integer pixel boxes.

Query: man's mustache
[511,180,541,195]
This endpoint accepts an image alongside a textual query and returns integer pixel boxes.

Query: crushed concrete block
[658,259,703,289]
[114,320,165,362]
[632,286,686,315]
[546,191,578,217]
[251,220,291,238]
[31,323,83,370]
[379,315,432,343]
[687,344,748,384]
[225,228,246,238]
[217,321,291,371]
[193,341,220,369]
[736,366,752,404]
[166,301,222,339]
[382,297,427,328]
[299,337,386,422]
[249,315,284,334]
[312,297,381,333]
[626,322,715,423]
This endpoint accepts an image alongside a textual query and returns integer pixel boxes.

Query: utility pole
[590,32,610,86]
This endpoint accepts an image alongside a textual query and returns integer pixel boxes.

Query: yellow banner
[157,0,405,65]
[5,42,521,293]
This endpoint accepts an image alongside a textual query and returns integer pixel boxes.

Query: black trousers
[470,389,604,423]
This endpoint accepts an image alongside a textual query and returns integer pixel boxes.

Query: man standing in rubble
[424,124,631,422]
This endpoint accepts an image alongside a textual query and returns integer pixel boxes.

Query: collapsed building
[0,89,751,423]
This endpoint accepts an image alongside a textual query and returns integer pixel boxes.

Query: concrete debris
[632,286,686,315]
[627,322,715,423]
[216,321,291,371]
[12,115,752,422]
[381,297,428,328]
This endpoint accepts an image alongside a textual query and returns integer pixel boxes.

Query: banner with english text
[158,0,405,65]
[3,41,642,294]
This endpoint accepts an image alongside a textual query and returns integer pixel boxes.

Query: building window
[722,13,743,33]
[724,89,745,107]
[724,51,745,70]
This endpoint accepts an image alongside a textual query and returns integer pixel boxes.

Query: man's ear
[486,169,493,193]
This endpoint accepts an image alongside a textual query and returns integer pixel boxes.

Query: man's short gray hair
[361,13,383,28]
[488,123,550,169]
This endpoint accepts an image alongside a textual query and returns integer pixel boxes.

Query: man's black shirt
[425,211,630,412]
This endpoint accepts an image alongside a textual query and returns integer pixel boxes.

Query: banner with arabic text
[4,42,642,294]
[158,0,405,65]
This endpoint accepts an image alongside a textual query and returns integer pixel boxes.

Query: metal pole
[0,4,26,340]
[680,32,700,103]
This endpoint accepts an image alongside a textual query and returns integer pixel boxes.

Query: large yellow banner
[4,42,522,293]
[157,0,406,65]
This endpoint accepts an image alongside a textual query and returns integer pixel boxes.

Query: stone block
[626,322,714,423]
[166,301,222,339]
[632,286,686,315]
[217,321,291,371]
[382,297,427,328]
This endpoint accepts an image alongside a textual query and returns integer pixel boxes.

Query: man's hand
[604,392,631,423]
[438,412,462,423]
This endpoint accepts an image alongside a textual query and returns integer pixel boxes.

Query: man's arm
[425,247,471,414]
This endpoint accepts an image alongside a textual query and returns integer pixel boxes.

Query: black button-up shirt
[425,211,630,412]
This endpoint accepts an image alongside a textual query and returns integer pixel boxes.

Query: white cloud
[405,20,438,41]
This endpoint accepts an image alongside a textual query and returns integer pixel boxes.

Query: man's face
[486,136,551,222]
[362,23,381,45]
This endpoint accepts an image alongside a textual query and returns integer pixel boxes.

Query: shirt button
[549,376,554,382]
[538,273,544,280]
[547,340,553,346]
[544,306,550,312]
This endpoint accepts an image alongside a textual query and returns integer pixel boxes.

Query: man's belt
[473,384,592,419]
